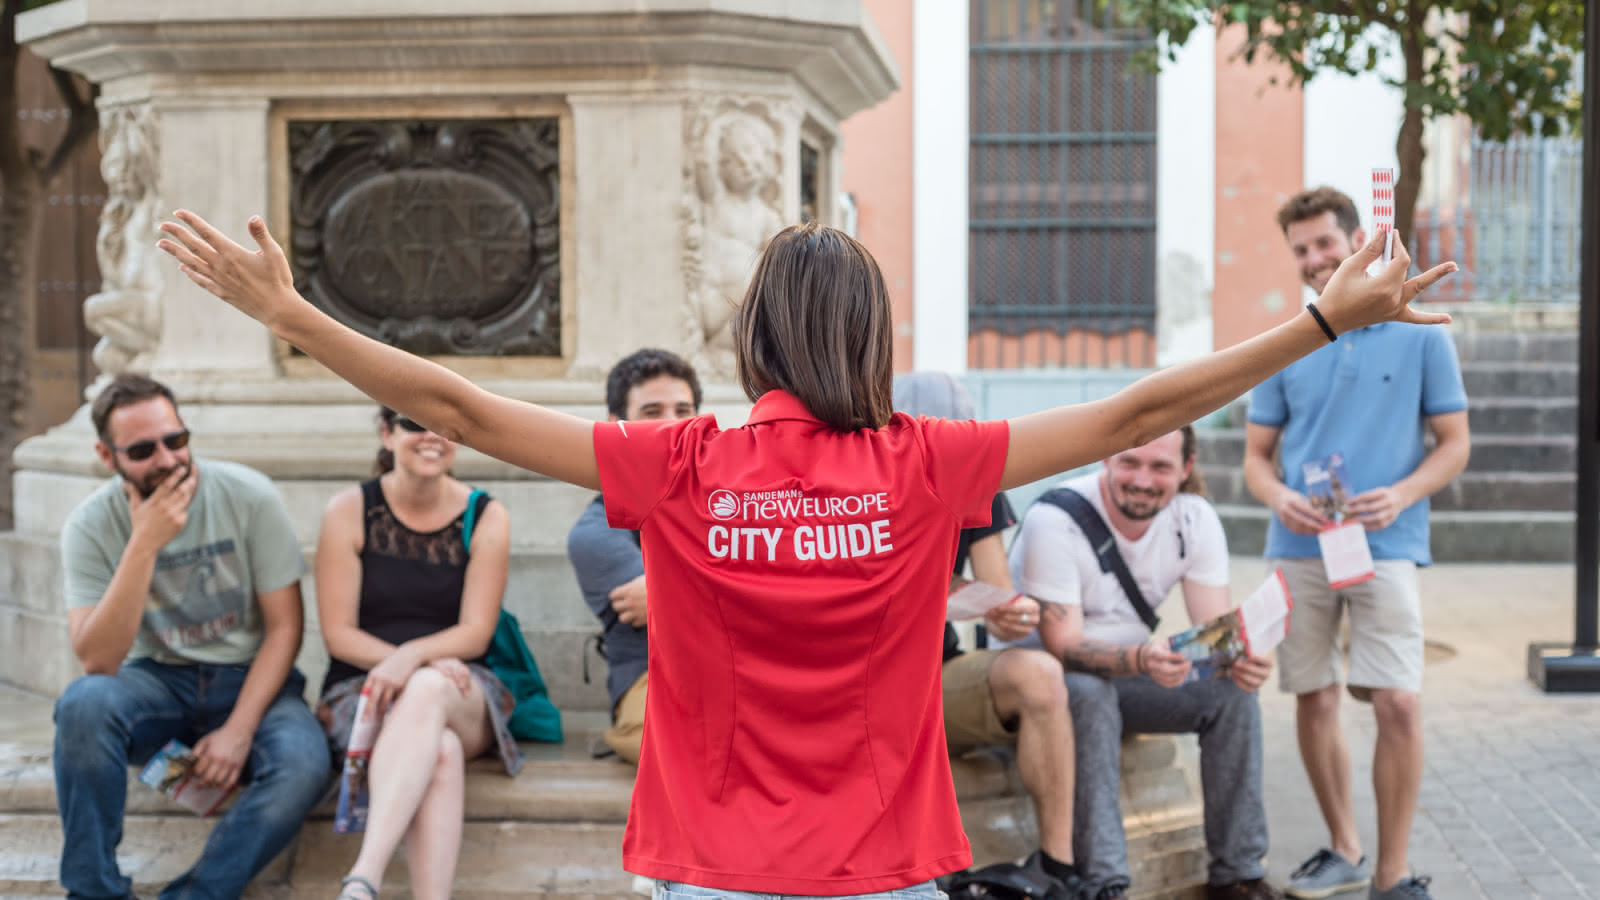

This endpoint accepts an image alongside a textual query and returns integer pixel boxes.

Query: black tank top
[322,479,488,693]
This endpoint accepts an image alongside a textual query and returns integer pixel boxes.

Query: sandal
[338,874,379,900]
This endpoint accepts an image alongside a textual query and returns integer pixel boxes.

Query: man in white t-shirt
[1007,428,1279,900]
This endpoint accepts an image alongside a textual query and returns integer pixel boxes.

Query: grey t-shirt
[566,495,647,710]
[60,457,306,666]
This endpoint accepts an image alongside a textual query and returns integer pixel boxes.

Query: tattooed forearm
[1060,639,1144,679]
[1036,600,1146,678]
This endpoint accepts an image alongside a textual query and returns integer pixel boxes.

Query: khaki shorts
[1272,557,1424,699]
[942,650,1018,754]
[604,671,646,764]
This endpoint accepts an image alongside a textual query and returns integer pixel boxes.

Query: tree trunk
[0,0,36,530]
[1394,29,1427,256]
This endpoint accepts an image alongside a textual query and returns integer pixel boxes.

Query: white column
[911,0,968,373]
[1155,25,1216,366]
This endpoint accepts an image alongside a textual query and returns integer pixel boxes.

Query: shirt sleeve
[245,475,307,595]
[1007,502,1089,608]
[1245,373,1289,428]
[1420,327,1469,417]
[1178,496,1230,587]
[60,512,116,611]
[593,416,705,530]
[566,499,646,622]
[916,417,1011,527]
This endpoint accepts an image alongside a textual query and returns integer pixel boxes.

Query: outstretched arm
[158,213,601,490]
[1000,233,1457,490]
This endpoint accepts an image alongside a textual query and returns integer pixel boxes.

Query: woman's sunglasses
[111,430,191,462]
[391,417,429,434]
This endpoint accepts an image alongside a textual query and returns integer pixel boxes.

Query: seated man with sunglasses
[53,373,330,900]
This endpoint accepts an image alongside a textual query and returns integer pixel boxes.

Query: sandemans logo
[708,490,739,520]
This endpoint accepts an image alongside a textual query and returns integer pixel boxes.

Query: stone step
[1451,330,1579,364]
[1460,361,1579,398]
[1466,397,1577,436]
[1198,467,1577,512]
[0,729,1208,900]
[1213,504,1577,563]
[1194,429,1577,474]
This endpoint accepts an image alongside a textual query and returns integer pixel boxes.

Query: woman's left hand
[429,657,473,696]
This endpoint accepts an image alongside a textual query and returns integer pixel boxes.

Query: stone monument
[3,0,898,708]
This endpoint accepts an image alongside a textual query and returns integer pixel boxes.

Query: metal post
[1528,0,1600,691]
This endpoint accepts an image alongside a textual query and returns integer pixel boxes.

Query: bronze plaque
[289,119,560,355]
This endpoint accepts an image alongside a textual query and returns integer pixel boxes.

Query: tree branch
[35,64,97,184]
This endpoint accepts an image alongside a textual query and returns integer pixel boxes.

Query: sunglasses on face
[112,429,191,462]
[391,417,429,434]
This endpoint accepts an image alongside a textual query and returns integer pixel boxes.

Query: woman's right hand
[1315,231,1457,335]
[157,212,302,330]
[364,644,423,715]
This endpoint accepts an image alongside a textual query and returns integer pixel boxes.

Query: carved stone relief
[84,103,163,375]
[289,119,560,356]
[682,100,787,377]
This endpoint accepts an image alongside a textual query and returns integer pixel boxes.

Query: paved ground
[1226,560,1600,899]
[3,560,1597,898]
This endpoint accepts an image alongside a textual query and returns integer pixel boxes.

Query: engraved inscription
[289,119,560,356]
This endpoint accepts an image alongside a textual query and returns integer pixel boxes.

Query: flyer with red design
[1168,569,1294,680]
[1303,453,1376,588]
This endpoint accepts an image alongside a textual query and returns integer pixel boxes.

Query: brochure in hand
[138,739,237,817]
[1167,570,1294,681]
[334,687,382,834]
[1302,452,1376,588]
[946,578,1022,621]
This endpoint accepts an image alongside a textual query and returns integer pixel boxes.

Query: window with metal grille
[969,0,1158,355]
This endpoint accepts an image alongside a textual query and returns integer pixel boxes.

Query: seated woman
[317,408,525,900]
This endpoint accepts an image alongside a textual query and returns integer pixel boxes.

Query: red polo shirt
[594,389,1010,895]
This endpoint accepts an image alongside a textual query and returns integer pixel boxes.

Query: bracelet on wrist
[1305,302,1338,343]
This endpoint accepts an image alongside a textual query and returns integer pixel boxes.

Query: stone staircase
[1198,330,1579,563]
[0,693,1208,900]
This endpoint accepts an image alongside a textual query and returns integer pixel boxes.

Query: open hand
[1315,231,1458,335]
[157,212,300,328]
[192,722,252,791]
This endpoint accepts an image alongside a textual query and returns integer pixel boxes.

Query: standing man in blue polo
[1246,187,1470,900]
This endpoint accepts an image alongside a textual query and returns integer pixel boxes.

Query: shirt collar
[745,390,824,426]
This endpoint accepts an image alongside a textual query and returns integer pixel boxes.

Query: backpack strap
[462,489,491,552]
[1033,487,1160,632]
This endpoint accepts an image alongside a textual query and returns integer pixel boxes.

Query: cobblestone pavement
[1224,560,1600,900]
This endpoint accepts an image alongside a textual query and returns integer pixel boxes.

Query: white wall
[1155,24,1217,366]
[911,0,968,373]
[1303,29,1405,298]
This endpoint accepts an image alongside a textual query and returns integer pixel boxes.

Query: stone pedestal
[5,0,897,705]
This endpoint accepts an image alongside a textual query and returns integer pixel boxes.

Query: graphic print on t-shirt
[702,487,895,563]
[144,539,250,650]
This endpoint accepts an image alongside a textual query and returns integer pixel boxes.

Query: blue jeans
[653,879,944,900]
[53,659,331,900]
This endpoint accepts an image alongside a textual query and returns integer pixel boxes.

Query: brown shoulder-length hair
[732,222,894,432]
[1178,423,1207,497]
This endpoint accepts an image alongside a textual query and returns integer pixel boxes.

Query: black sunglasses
[391,417,428,434]
[112,429,191,462]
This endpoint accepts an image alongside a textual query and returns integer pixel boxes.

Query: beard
[1111,487,1165,521]
[118,460,187,499]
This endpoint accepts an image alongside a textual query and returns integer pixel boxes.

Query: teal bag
[463,490,563,743]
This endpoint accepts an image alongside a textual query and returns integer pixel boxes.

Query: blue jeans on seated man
[1065,672,1268,894]
[53,658,332,900]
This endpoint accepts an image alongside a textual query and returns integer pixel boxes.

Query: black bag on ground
[942,859,1076,900]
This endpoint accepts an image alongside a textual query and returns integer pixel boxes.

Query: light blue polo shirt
[1247,322,1467,564]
